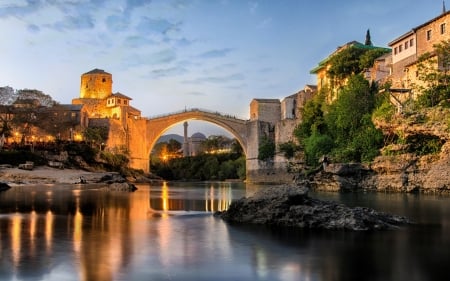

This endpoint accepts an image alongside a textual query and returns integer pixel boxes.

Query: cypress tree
[365,29,373,46]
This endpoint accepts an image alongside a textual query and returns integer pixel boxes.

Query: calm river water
[0,181,449,281]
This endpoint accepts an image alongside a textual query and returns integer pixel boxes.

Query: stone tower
[79,69,112,99]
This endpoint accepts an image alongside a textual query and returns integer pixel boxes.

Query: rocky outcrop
[217,185,410,231]
[0,182,11,192]
[103,182,138,192]
[97,173,138,192]
[307,146,450,193]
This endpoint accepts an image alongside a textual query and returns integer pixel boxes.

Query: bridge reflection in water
[149,181,234,214]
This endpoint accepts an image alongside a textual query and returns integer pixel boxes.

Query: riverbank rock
[104,182,138,192]
[217,185,410,231]
[0,182,11,192]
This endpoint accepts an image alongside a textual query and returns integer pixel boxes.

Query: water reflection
[0,182,242,281]
[1,183,450,280]
[149,182,234,214]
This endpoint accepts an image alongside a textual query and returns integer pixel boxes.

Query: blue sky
[0,0,445,136]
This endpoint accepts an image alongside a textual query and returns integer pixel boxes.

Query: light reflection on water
[0,182,449,281]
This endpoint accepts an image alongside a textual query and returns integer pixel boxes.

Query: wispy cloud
[0,0,42,18]
[151,66,187,78]
[249,2,258,14]
[257,17,272,29]
[49,15,95,31]
[136,17,180,35]
[183,73,244,84]
[122,48,177,69]
[185,91,206,96]
[197,48,233,59]
[123,35,157,48]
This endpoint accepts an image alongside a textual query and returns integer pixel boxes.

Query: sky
[0,0,445,136]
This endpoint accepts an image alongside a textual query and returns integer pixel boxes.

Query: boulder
[0,182,11,192]
[104,182,137,192]
[217,185,410,231]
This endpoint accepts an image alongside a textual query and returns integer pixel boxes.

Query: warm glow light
[74,133,83,141]
[11,214,22,266]
[30,211,37,255]
[73,197,83,253]
[45,210,54,253]
[162,181,169,213]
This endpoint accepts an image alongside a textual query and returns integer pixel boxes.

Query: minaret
[183,121,189,157]
[443,1,447,13]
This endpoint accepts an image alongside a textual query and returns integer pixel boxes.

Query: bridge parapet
[147,108,247,122]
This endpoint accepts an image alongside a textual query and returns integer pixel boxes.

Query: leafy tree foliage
[278,141,299,159]
[327,46,390,87]
[0,86,16,105]
[258,136,275,161]
[16,89,57,107]
[83,126,108,149]
[327,47,368,81]
[414,40,450,107]
[295,75,383,165]
[152,153,245,181]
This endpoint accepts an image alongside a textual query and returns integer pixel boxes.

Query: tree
[414,39,450,107]
[16,89,57,107]
[365,29,373,46]
[0,86,16,105]
[258,136,275,161]
[83,127,108,149]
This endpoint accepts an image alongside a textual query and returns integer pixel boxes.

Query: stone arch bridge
[126,108,291,183]
[146,108,248,156]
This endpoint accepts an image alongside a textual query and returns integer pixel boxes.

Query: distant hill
[157,134,184,143]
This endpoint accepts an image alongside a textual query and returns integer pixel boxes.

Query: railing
[146,107,248,121]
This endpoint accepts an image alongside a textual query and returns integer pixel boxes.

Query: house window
[441,23,446,34]
[399,44,403,52]
[405,41,409,49]
[124,100,128,105]
[427,30,432,40]
[394,47,398,55]
[410,38,414,46]
[117,99,121,104]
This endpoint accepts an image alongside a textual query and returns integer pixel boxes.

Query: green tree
[258,136,275,161]
[83,127,108,149]
[414,39,450,107]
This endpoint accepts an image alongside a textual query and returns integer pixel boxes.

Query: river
[0,181,449,281]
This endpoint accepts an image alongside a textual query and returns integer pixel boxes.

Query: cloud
[249,2,258,14]
[0,0,42,18]
[122,48,177,68]
[106,14,130,32]
[27,23,39,33]
[183,73,245,84]
[49,15,95,31]
[123,35,157,48]
[197,48,233,59]
[136,17,180,35]
[256,17,272,29]
[185,91,206,96]
[151,66,187,78]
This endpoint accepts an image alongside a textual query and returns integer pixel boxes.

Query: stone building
[388,10,450,94]
[310,40,389,103]
[72,68,142,153]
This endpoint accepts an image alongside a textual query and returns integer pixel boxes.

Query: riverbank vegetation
[293,40,450,166]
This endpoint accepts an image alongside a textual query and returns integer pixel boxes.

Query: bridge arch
[144,109,248,160]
